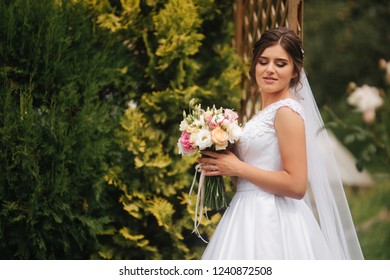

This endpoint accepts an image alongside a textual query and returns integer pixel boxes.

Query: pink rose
[206,115,217,129]
[224,109,238,122]
[178,131,196,155]
[205,115,213,125]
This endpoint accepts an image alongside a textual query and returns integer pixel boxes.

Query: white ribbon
[188,164,208,243]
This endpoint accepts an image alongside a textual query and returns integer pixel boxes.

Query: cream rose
[211,127,229,150]
[186,125,199,134]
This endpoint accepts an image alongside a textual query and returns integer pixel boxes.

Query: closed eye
[258,57,289,68]
[258,58,268,65]
[276,62,287,67]
[275,58,289,67]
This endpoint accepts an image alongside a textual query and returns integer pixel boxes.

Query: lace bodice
[236,98,304,191]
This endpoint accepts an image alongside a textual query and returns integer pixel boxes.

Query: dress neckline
[255,98,296,117]
[261,97,295,111]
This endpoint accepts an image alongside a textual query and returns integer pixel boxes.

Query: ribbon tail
[188,164,201,205]
[192,169,208,243]
[188,164,211,243]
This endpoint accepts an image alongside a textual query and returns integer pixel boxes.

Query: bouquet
[178,99,242,212]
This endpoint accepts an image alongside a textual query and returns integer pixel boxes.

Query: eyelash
[258,60,286,67]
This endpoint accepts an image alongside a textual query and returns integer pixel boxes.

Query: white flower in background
[127,99,137,109]
[347,84,383,124]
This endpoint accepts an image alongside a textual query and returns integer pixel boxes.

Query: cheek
[255,64,265,82]
[255,63,265,73]
[280,67,295,80]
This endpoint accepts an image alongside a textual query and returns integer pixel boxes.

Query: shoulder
[274,99,305,134]
[274,98,304,121]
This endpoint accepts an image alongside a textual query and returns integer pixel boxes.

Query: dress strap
[274,98,305,120]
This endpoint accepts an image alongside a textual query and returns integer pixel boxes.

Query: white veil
[292,70,364,259]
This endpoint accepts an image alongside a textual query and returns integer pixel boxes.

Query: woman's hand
[198,150,244,177]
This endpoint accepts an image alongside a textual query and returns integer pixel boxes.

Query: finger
[200,150,219,158]
[205,168,219,176]
[198,157,217,165]
[200,162,218,172]
[204,163,217,170]
[197,158,211,165]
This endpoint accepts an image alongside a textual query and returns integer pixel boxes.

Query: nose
[266,62,275,73]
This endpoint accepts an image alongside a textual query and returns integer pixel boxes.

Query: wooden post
[288,0,304,42]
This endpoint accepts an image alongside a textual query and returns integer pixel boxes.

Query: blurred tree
[0,0,129,259]
[304,0,390,107]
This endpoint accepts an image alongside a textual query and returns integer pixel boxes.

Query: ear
[292,71,298,79]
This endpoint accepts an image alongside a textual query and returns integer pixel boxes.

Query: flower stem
[204,175,228,210]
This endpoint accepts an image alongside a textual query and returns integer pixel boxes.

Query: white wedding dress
[202,98,335,260]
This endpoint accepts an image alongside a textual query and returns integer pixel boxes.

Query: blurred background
[0,0,389,259]
[304,0,390,260]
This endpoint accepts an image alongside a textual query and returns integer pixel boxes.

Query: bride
[197,27,363,260]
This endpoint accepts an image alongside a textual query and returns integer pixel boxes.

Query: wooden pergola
[234,0,304,121]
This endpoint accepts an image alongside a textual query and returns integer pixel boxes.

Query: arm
[199,107,307,199]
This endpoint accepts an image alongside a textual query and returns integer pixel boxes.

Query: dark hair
[249,27,304,89]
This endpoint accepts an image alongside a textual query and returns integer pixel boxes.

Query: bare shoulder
[274,106,304,129]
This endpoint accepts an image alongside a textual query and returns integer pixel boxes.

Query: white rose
[228,124,242,143]
[193,117,205,128]
[215,113,225,123]
[348,85,383,112]
[195,128,213,150]
[179,119,188,131]
[224,109,238,121]
[220,118,230,129]
[347,84,383,123]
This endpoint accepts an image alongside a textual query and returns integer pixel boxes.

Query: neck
[260,88,291,109]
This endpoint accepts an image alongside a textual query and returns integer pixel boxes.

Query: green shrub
[0,0,129,259]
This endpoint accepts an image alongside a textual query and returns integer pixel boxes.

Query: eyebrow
[259,56,289,62]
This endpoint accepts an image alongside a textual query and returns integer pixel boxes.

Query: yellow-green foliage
[153,0,204,71]
[117,106,191,196]
[96,0,140,32]
[87,0,243,259]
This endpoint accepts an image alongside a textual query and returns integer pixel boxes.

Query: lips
[263,76,277,83]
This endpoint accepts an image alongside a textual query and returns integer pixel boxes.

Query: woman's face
[255,44,296,95]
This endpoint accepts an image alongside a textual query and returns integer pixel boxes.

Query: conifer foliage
[0,0,130,259]
[92,0,243,260]
[0,0,243,259]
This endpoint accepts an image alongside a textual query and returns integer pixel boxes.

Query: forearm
[199,150,307,199]
[235,161,306,199]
